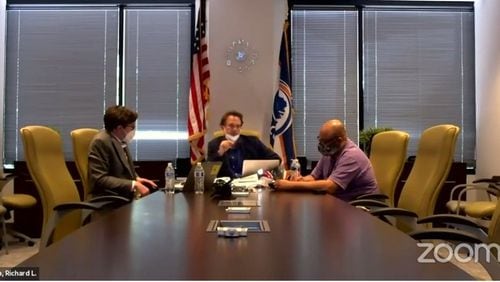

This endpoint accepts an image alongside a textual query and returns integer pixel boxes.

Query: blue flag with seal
[270,18,296,169]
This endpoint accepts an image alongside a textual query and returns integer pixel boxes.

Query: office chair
[1,193,37,247]
[0,174,37,248]
[20,125,126,249]
[351,130,409,206]
[357,124,460,233]
[70,128,99,201]
[446,176,500,220]
[410,194,500,280]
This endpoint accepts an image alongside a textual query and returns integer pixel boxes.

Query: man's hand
[218,140,234,156]
[286,172,304,181]
[134,181,150,197]
[136,177,157,189]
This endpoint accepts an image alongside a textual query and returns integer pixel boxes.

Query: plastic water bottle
[290,159,301,178]
[194,162,205,194]
[165,162,176,194]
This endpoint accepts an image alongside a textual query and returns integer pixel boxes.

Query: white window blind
[4,7,119,163]
[123,7,191,161]
[291,9,359,161]
[363,9,475,163]
[4,5,192,164]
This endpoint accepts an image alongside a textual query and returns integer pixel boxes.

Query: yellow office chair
[446,176,500,220]
[213,129,261,139]
[1,193,37,247]
[352,130,410,206]
[410,190,500,279]
[71,128,99,201]
[20,125,123,249]
[0,174,37,248]
[366,124,460,232]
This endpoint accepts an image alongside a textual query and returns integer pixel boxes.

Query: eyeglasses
[125,124,136,130]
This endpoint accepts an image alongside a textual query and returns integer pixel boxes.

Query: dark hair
[219,110,244,126]
[104,105,138,131]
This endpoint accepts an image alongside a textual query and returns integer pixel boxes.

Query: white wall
[206,0,286,143]
[475,0,500,179]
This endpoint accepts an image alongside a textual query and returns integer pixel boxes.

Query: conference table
[18,189,472,280]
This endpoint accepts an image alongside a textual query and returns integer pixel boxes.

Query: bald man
[274,119,377,201]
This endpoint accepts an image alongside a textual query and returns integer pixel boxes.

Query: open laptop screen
[182,161,222,192]
[241,159,280,177]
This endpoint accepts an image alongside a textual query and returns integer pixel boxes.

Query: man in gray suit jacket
[88,105,157,199]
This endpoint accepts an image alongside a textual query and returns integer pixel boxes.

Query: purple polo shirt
[311,138,378,201]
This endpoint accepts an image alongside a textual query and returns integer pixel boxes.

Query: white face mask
[123,129,136,143]
[225,134,240,142]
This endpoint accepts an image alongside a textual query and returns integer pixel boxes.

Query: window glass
[5,7,119,163]
[363,9,475,162]
[291,9,359,161]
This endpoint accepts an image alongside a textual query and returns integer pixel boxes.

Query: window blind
[291,9,359,162]
[4,7,119,163]
[363,9,475,163]
[123,7,191,161]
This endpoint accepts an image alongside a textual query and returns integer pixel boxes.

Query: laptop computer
[182,161,222,192]
[241,159,280,177]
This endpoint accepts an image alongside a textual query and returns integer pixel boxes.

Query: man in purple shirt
[274,119,378,201]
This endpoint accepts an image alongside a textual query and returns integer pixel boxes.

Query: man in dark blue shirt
[207,111,281,178]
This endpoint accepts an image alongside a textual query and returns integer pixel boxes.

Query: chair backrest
[213,129,261,139]
[20,125,82,243]
[369,130,410,206]
[397,124,460,219]
[71,128,99,200]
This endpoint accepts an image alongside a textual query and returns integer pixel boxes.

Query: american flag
[188,0,210,163]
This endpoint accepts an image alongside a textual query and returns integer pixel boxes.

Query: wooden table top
[19,190,471,280]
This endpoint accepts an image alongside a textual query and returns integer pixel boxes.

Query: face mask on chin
[123,129,136,144]
[317,142,339,156]
[225,134,240,142]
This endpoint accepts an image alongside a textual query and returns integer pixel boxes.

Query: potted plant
[359,127,393,156]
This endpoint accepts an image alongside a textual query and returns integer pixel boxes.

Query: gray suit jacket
[88,129,137,199]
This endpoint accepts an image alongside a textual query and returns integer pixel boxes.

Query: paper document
[232,174,259,188]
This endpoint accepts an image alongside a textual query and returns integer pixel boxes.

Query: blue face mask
[317,142,339,156]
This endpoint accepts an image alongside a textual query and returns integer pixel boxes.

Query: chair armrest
[370,207,418,218]
[53,201,100,211]
[449,184,477,203]
[417,214,487,231]
[349,199,390,208]
[473,177,500,185]
[354,193,389,201]
[42,201,101,249]
[417,214,489,242]
[89,195,130,204]
[409,228,484,244]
